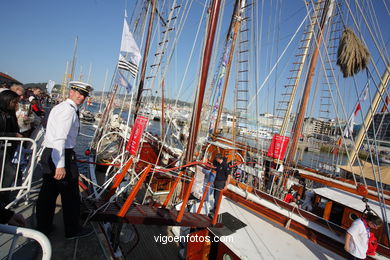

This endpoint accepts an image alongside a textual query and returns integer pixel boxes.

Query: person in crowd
[301,191,314,211]
[36,81,93,239]
[212,153,230,212]
[29,96,45,117]
[292,193,303,208]
[0,90,23,205]
[345,213,383,260]
[283,188,294,203]
[0,73,23,94]
[32,87,42,98]
[24,88,33,99]
[9,84,24,99]
[16,96,35,137]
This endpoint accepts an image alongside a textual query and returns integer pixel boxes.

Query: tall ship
[1,0,389,259]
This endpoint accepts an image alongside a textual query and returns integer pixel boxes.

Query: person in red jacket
[29,96,45,117]
[283,189,294,203]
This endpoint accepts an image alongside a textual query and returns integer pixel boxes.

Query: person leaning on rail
[344,212,383,260]
[211,153,229,213]
[36,81,94,239]
[0,90,24,204]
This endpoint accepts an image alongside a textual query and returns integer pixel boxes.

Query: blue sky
[0,0,128,89]
[0,0,304,91]
[1,0,388,123]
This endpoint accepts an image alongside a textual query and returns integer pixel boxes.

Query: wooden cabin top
[314,187,390,223]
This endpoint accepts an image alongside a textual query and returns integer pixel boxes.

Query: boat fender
[357,184,368,197]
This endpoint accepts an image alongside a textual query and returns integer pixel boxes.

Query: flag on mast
[118,17,141,78]
[343,83,369,138]
[118,54,139,78]
[115,70,132,94]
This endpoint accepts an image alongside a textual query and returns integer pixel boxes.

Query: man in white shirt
[36,81,93,239]
[344,213,382,260]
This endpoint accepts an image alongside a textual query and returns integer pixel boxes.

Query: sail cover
[339,162,390,186]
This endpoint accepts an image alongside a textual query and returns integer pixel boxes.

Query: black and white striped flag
[118,16,141,78]
[118,55,138,78]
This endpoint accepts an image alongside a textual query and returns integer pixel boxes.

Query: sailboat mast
[184,0,222,163]
[278,3,320,137]
[161,79,165,139]
[99,69,109,113]
[348,66,390,165]
[61,61,69,100]
[69,36,78,83]
[286,0,332,165]
[134,0,157,120]
[91,84,119,150]
[213,0,244,136]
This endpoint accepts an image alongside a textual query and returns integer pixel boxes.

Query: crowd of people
[0,73,94,240]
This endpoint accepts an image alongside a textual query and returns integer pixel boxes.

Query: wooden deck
[120,224,180,260]
[82,199,218,228]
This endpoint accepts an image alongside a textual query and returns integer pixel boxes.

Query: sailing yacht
[79,0,390,258]
[3,0,389,259]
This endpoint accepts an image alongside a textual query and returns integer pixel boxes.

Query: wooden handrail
[162,171,183,208]
[117,164,152,217]
[197,182,211,214]
[108,157,134,198]
[176,177,195,223]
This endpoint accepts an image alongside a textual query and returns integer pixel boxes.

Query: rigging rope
[247,11,309,108]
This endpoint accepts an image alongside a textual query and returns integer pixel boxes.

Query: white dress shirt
[347,218,369,259]
[43,99,79,168]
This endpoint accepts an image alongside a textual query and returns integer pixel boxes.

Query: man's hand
[344,232,351,252]
[8,213,26,227]
[54,167,66,180]
[16,133,23,138]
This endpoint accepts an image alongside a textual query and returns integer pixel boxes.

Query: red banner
[126,116,149,155]
[267,134,290,160]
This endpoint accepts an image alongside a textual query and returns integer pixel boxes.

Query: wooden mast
[161,79,165,139]
[278,2,320,137]
[286,0,332,165]
[213,0,244,136]
[184,0,222,163]
[134,0,157,120]
[91,85,119,150]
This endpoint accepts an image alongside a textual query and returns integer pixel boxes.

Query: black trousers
[36,148,81,236]
[213,180,226,210]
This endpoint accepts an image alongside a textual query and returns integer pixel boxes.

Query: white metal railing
[0,137,37,208]
[0,224,52,260]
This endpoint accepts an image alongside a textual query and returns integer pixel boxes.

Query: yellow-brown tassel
[337,28,370,77]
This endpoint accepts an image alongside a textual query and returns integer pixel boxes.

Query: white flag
[46,80,55,94]
[343,113,355,138]
[120,18,141,67]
